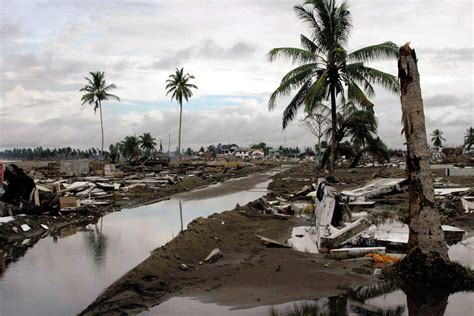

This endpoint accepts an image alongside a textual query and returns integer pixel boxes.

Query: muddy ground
[80,164,421,315]
[81,163,474,315]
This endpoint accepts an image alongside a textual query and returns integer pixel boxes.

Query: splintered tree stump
[398,43,451,281]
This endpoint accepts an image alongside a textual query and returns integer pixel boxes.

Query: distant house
[250,149,265,159]
[235,148,250,159]
[220,144,239,155]
[267,148,279,157]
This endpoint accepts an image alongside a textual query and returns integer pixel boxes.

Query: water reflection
[83,218,109,269]
[0,173,275,316]
[152,283,472,315]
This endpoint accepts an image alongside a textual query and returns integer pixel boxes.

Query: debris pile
[272,175,473,267]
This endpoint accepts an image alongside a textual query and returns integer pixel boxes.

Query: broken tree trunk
[397,43,455,284]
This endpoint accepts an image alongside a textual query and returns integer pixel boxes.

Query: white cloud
[0,0,472,150]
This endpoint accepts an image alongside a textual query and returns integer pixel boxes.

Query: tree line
[0,147,103,160]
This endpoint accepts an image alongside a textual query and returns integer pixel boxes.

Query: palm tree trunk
[99,100,104,160]
[398,44,449,266]
[328,85,338,173]
[350,150,364,168]
[178,102,182,157]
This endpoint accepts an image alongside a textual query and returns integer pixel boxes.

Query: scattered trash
[0,216,14,223]
[203,248,222,264]
[434,188,471,196]
[365,253,400,264]
[20,224,31,232]
[461,198,474,213]
[59,196,81,209]
[256,235,291,248]
[179,263,189,271]
[322,219,370,248]
[330,247,386,260]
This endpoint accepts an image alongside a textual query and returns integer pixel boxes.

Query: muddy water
[0,169,282,316]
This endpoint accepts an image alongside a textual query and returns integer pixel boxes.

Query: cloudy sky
[0,0,472,151]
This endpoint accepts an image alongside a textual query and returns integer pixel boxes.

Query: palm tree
[139,132,157,157]
[120,136,141,161]
[326,102,387,168]
[80,71,120,158]
[430,129,446,148]
[108,143,120,163]
[464,127,473,151]
[344,105,378,150]
[268,0,399,172]
[165,68,198,157]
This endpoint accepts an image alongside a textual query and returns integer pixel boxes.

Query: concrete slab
[341,178,407,202]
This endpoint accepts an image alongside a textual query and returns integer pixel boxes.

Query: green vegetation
[465,127,474,151]
[139,132,157,158]
[0,147,102,160]
[80,71,120,158]
[268,0,399,172]
[430,129,446,147]
[166,68,198,157]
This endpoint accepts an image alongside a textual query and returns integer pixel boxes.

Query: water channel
[1,166,473,315]
[0,170,280,315]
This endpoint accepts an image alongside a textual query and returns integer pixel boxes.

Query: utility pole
[168,134,171,156]
[179,201,183,232]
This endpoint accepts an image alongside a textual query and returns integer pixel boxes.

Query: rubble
[203,248,223,263]
[256,235,291,248]
[434,188,470,196]
[322,219,370,248]
[340,178,407,202]
[281,171,471,263]
[329,247,386,260]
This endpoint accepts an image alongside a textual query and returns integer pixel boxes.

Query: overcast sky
[0,0,472,151]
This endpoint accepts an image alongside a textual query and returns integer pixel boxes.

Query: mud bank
[82,163,400,315]
[81,205,377,315]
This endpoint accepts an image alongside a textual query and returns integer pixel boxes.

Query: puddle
[143,297,323,315]
[0,169,282,316]
[287,226,319,253]
[146,283,474,315]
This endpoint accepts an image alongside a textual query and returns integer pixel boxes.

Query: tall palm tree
[80,71,120,158]
[464,127,473,151]
[268,0,399,172]
[139,132,157,157]
[165,68,198,157]
[430,129,446,148]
